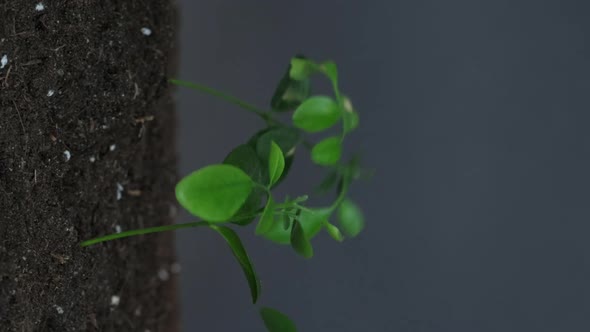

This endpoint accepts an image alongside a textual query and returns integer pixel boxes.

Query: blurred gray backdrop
[173,1,590,331]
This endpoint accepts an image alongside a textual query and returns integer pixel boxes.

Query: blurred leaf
[311,136,342,166]
[261,207,328,245]
[292,96,341,132]
[268,141,285,186]
[324,222,344,242]
[290,220,314,258]
[320,61,338,84]
[289,57,316,81]
[337,199,365,237]
[271,56,311,112]
[260,307,297,332]
[298,208,331,240]
[315,170,340,194]
[255,196,275,235]
[175,165,253,222]
[209,225,261,303]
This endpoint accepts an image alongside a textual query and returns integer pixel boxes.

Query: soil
[0,1,179,331]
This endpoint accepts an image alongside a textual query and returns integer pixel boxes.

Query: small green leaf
[324,222,344,242]
[268,141,285,186]
[337,199,365,237]
[292,96,341,133]
[311,136,342,166]
[175,165,253,222]
[320,61,338,84]
[271,56,311,112]
[261,207,330,245]
[260,307,297,332]
[290,220,314,258]
[209,225,261,303]
[290,57,316,81]
[255,196,275,235]
[298,208,331,240]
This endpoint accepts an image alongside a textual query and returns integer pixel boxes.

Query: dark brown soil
[0,1,179,331]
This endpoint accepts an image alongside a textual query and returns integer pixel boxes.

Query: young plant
[82,56,367,331]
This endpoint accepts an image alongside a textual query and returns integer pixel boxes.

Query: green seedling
[82,56,367,331]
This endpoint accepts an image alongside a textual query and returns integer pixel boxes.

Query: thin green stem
[80,221,209,247]
[170,79,274,123]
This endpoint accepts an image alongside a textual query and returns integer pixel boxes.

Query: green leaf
[298,208,331,240]
[255,196,275,235]
[311,136,342,166]
[289,57,316,81]
[290,220,314,258]
[337,199,365,237]
[320,61,338,84]
[268,141,285,186]
[274,155,294,188]
[223,144,264,182]
[260,307,297,332]
[175,165,253,222]
[292,96,341,133]
[271,56,311,112]
[209,225,261,303]
[255,127,301,162]
[261,207,329,245]
[223,145,265,225]
[324,222,344,242]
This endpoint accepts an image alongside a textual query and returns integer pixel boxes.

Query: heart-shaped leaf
[175,165,253,222]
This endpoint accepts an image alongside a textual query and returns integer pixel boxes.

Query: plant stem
[169,79,274,123]
[80,221,209,247]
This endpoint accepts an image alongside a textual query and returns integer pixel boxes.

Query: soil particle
[0,1,179,331]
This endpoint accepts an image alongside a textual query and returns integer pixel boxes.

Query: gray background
[173,1,590,331]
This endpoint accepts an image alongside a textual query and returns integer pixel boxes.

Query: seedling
[82,56,367,331]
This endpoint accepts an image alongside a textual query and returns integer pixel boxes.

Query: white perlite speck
[109,144,116,151]
[141,27,152,36]
[1,54,7,69]
[63,150,71,162]
[89,156,96,163]
[158,268,170,281]
[111,295,120,306]
[116,183,124,200]
[55,305,64,314]
[47,90,55,97]
[115,225,122,233]
[35,3,45,11]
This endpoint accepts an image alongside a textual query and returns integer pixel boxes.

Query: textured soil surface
[0,1,179,331]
